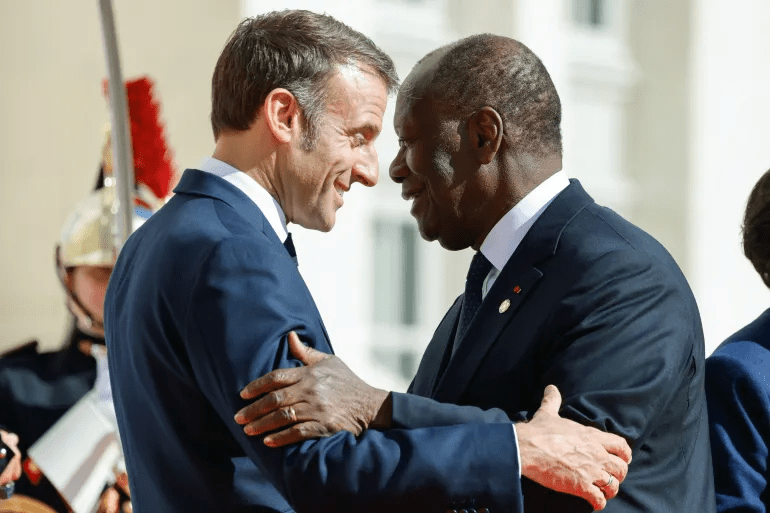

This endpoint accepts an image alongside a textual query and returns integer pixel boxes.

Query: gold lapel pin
[499,299,511,313]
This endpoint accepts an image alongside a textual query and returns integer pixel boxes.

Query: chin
[436,233,472,251]
[415,222,436,243]
[437,239,466,251]
[298,214,335,233]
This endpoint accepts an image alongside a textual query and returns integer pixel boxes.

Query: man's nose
[389,149,407,184]
[352,147,379,187]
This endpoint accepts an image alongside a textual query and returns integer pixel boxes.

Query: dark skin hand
[235,332,392,447]
[235,331,632,510]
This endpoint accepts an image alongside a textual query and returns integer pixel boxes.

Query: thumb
[287,331,327,365]
[537,384,562,416]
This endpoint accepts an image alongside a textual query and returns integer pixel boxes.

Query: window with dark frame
[573,0,606,28]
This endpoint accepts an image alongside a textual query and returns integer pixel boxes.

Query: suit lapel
[174,169,274,239]
[432,179,595,404]
[172,169,334,355]
[409,297,463,397]
[433,264,543,403]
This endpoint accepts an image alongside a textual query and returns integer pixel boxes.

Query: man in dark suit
[105,13,630,513]
[706,168,770,512]
[236,34,716,512]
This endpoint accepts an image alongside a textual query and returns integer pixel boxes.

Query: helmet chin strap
[65,294,105,339]
[55,246,105,339]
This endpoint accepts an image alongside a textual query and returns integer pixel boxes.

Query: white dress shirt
[480,171,570,298]
[475,170,569,475]
[198,157,289,243]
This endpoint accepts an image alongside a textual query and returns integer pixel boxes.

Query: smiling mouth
[408,191,425,216]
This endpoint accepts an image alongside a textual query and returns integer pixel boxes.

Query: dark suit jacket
[706,308,770,512]
[391,180,716,512]
[105,169,523,513]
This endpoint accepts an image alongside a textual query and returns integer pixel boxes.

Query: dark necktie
[283,233,298,264]
[453,251,493,353]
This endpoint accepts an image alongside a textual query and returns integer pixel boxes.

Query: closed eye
[352,134,367,147]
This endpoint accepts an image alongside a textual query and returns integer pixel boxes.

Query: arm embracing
[184,238,523,513]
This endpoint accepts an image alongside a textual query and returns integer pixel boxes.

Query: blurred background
[1,0,769,391]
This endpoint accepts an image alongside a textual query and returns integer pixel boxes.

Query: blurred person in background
[706,168,770,512]
[0,76,174,513]
[236,33,716,513]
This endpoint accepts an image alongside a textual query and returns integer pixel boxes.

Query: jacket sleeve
[391,392,514,428]
[706,345,770,513]
[183,237,523,513]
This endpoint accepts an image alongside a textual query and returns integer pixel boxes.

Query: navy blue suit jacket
[105,169,522,513]
[391,180,716,512]
[707,308,770,512]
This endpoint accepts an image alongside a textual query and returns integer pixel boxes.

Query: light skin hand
[234,337,631,510]
[97,487,120,513]
[96,471,131,513]
[0,430,22,486]
[235,331,391,447]
[517,385,632,511]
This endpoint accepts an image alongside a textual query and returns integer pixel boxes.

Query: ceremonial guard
[0,77,174,513]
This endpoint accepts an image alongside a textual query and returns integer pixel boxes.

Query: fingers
[263,421,330,448]
[0,431,22,483]
[537,384,562,416]
[603,452,629,485]
[586,485,607,511]
[240,369,300,400]
[115,472,131,498]
[242,404,303,436]
[599,431,633,464]
[97,487,120,513]
[0,431,18,448]
[597,472,620,499]
[586,471,619,511]
[235,385,299,424]
[287,331,328,366]
[239,331,330,400]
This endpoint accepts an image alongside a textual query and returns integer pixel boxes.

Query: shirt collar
[480,170,570,270]
[198,157,288,242]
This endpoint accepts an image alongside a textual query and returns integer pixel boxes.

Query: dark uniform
[0,327,98,513]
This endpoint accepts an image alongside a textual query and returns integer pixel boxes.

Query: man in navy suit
[236,34,716,512]
[105,12,631,513]
[706,168,770,512]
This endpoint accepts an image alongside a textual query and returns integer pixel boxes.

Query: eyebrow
[348,123,381,140]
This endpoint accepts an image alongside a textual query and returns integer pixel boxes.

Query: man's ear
[468,106,504,165]
[263,88,302,144]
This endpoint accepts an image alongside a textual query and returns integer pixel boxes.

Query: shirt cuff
[512,423,521,478]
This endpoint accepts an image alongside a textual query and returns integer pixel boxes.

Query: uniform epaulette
[0,340,39,359]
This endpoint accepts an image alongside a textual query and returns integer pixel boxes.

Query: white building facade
[3,1,769,392]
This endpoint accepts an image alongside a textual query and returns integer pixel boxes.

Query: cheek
[73,273,109,316]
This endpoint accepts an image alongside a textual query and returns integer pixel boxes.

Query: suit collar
[480,170,570,271]
[431,179,594,402]
[198,158,289,243]
[174,168,270,236]
[476,178,594,271]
